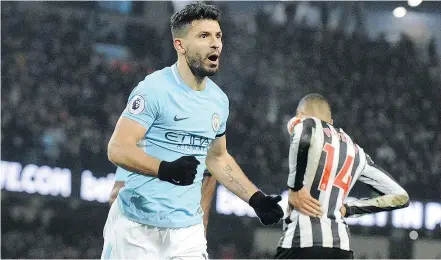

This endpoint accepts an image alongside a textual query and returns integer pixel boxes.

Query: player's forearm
[206,153,258,202]
[108,142,161,177]
[201,175,216,234]
[344,193,409,217]
[346,163,410,217]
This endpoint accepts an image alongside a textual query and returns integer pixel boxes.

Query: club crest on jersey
[212,113,220,132]
[128,95,145,115]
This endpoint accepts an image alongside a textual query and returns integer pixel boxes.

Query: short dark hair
[297,93,331,111]
[170,3,221,38]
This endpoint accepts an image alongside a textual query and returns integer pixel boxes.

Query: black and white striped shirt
[278,116,409,251]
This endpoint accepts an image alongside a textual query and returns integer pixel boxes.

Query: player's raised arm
[206,135,284,225]
[342,155,410,217]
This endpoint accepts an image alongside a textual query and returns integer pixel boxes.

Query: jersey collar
[171,63,208,94]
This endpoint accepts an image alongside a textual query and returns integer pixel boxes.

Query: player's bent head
[297,93,333,124]
[170,3,221,39]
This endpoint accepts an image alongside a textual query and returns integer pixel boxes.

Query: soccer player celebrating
[101,3,283,259]
[276,94,409,259]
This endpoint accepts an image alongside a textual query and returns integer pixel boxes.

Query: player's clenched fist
[158,156,200,185]
[249,191,284,226]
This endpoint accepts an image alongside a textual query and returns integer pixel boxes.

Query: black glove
[158,156,200,186]
[249,191,284,226]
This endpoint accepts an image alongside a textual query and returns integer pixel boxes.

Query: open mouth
[208,54,219,62]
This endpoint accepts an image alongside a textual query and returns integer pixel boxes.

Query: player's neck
[176,59,207,91]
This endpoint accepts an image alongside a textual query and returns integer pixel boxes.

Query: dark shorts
[275,246,354,259]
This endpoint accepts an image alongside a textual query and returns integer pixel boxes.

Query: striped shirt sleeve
[287,118,316,191]
[344,155,410,217]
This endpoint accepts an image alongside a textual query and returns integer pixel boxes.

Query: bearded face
[181,19,223,78]
[184,46,220,77]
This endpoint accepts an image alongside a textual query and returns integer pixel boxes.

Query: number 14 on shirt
[318,143,354,198]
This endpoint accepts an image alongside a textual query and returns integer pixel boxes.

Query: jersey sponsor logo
[212,113,220,132]
[165,131,212,151]
[128,95,145,115]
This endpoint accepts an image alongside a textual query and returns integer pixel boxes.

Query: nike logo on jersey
[172,179,180,184]
[174,115,189,121]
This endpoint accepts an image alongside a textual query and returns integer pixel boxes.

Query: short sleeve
[121,81,161,130]
[114,167,130,182]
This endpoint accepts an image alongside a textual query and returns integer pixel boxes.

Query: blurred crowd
[240,8,441,198]
[1,3,161,175]
[1,194,105,259]
[2,2,440,259]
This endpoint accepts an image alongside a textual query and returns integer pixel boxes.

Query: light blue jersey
[117,64,229,228]
[114,167,130,182]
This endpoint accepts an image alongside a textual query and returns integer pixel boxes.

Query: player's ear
[330,118,334,125]
[174,38,186,55]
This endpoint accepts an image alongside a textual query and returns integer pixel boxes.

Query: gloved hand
[249,191,284,226]
[158,156,200,186]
